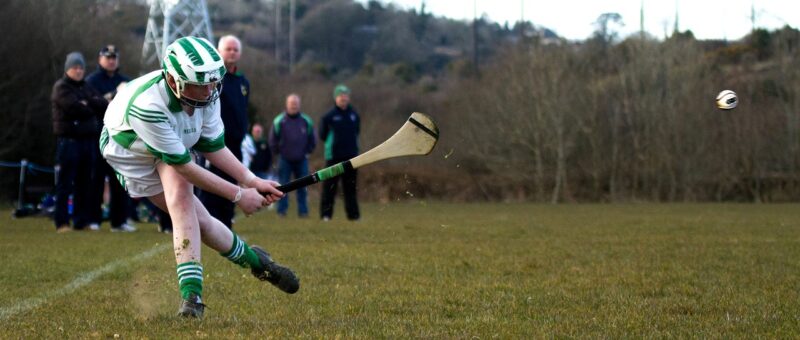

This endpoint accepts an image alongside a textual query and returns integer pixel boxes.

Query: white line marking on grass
[0,243,170,321]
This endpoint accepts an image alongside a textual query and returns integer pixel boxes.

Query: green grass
[2,203,800,338]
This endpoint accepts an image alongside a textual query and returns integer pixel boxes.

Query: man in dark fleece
[318,84,360,221]
[51,52,108,232]
[269,94,315,217]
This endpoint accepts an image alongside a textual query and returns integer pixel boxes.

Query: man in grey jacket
[269,94,315,217]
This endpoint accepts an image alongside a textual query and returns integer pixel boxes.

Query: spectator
[86,44,135,232]
[318,85,360,221]
[200,35,250,229]
[242,122,273,180]
[270,94,315,217]
[51,52,107,232]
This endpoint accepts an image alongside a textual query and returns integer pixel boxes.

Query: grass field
[1,202,800,338]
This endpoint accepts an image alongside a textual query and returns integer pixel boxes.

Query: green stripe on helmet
[168,54,188,80]
[195,72,205,83]
[177,38,203,66]
[193,37,221,62]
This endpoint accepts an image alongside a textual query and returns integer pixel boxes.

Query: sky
[364,0,798,41]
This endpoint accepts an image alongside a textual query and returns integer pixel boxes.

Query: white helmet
[162,36,226,107]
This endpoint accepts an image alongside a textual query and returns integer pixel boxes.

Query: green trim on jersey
[99,127,109,153]
[145,142,191,165]
[129,105,168,123]
[124,73,164,126]
[324,132,334,161]
[131,104,168,117]
[273,112,314,137]
[114,171,127,190]
[300,113,314,134]
[112,130,138,149]
[272,113,284,136]
[193,131,225,153]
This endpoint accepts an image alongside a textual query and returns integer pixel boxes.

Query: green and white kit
[100,70,225,197]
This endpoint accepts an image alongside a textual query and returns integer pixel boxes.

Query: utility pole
[275,0,281,63]
[141,0,214,69]
[519,0,524,38]
[672,0,679,35]
[472,0,478,73]
[640,0,645,40]
[289,0,295,74]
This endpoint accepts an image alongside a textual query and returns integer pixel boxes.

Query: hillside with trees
[1,0,799,202]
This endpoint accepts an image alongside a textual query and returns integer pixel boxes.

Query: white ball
[716,90,738,110]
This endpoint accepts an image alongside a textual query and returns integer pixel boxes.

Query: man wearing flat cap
[86,45,136,232]
[87,45,130,101]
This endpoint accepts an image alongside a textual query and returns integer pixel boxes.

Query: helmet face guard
[162,36,226,108]
[172,77,224,108]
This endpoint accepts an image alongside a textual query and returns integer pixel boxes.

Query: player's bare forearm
[202,147,255,186]
[203,148,284,200]
[172,160,278,211]
[172,161,239,201]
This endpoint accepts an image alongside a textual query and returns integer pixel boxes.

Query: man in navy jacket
[318,84,360,221]
[200,35,251,229]
[86,44,135,232]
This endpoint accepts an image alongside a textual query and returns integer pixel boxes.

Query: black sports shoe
[250,246,300,294]
[177,293,205,318]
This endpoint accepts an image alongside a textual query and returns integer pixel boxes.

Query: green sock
[176,262,203,299]
[221,233,263,270]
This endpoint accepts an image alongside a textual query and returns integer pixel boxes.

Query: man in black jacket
[51,52,107,233]
[86,45,135,232]
[200,35,250,229]
[318,84,360,221]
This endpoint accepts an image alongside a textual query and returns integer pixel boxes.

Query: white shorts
[102,139,165,198]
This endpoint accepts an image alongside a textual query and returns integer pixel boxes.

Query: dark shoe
[250,246,299,294]
[177,293,204,318]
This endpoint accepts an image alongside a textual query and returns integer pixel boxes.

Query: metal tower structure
[141,0,214,69]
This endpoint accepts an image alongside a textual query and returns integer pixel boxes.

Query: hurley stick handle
[265,160,355,194]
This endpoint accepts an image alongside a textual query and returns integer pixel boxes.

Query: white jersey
[101,70,225,197]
